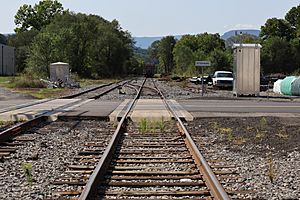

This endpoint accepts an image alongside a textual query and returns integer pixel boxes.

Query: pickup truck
[212,71,233,88]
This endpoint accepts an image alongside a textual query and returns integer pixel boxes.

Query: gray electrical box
[233,44,262,96]
[49,62,70,83]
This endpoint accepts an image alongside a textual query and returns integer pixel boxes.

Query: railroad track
[0,78,239,199]
[75,78,230,200]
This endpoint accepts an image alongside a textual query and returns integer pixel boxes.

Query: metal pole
[201,66,204,96]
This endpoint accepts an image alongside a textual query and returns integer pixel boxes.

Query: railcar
[144,64,155,78]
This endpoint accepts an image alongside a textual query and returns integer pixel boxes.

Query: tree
[173,44,194,75]
[260,18,295,41]
[158,36,176,74]
[285,4,300,29]
[261,36,295,74]
[196,33,225,53]
[8,30,39,72]
[291,37,300,72]
[14,0,64,33]
[209,49,231,71]
[0,34,7,44]
[147,40,160,64]
[26,12,134,78]
[173,33,229,76]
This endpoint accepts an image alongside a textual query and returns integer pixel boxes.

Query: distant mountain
[134,29,261,49]
[221,29,260,40]
[134,35,181,49]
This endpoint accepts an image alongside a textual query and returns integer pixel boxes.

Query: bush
[11,74,46,88]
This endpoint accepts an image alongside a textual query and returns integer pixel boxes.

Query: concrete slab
[167,100,194,121]
[130,99,172,122]
[0,99,80,121]
[0,99,49,113]
[60,100,122,119]
[109,99,133,121]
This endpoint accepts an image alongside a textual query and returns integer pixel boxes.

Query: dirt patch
[188,117,300,157]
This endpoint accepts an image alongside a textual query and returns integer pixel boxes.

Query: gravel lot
[187,117,300,199]
[0,120,114,200]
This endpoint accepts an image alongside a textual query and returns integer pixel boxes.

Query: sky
[1,0,299,37]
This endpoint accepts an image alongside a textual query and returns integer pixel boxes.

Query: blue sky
[1,0,299,36]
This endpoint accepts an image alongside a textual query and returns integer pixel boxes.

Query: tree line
[1,1,299,78]
[142,4,300,76]
[4,0,139,79]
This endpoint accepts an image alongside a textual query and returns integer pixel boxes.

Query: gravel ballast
[0,120,114,200]
[188,117,300,199]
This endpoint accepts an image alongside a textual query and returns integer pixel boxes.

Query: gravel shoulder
[0,86,36,101]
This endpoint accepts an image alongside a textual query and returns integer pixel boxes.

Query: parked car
[197,76,211,84]
[189,76,212,84]
[212,71,233,88]
[189,77,199,84]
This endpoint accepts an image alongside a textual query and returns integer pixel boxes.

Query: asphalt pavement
[179,99,300,114]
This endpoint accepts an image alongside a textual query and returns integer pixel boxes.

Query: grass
[137,118,167,134]
[22,162,33,187]
[0,76,15,87]
[0,120,15,128]
[28,88,67,99]
[158,118,166,133]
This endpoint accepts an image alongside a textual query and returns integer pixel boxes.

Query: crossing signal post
[195,61,211,96]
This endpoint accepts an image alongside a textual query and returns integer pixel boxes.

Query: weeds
[211,122,236,141]
[158,118,166,133]
[260,117,268,127]
[138,119,148,133]
[255,129,266,139]
[276,127,289,139]
[137,118,167,134]
[212,122,219,132]
[267,152,276,183]
[234,136,247,145]
[246,126,253,131]
[255,117,268,139]
[22,162,33,187]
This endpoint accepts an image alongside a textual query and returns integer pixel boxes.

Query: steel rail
[0,116,47,142]
[61,83,114,99]
[89,81,130,99]
[79,78,146,200]
[152,79,230,200]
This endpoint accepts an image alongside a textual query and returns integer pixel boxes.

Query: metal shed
[233,44,262,96]
[49,62,70,83]
[0,44,16,75]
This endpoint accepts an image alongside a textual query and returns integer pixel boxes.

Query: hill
[221,29,260,40]
[133,35,181,49]
[134,29,260,49]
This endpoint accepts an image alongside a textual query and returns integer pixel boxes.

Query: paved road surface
[179,100,300,113]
